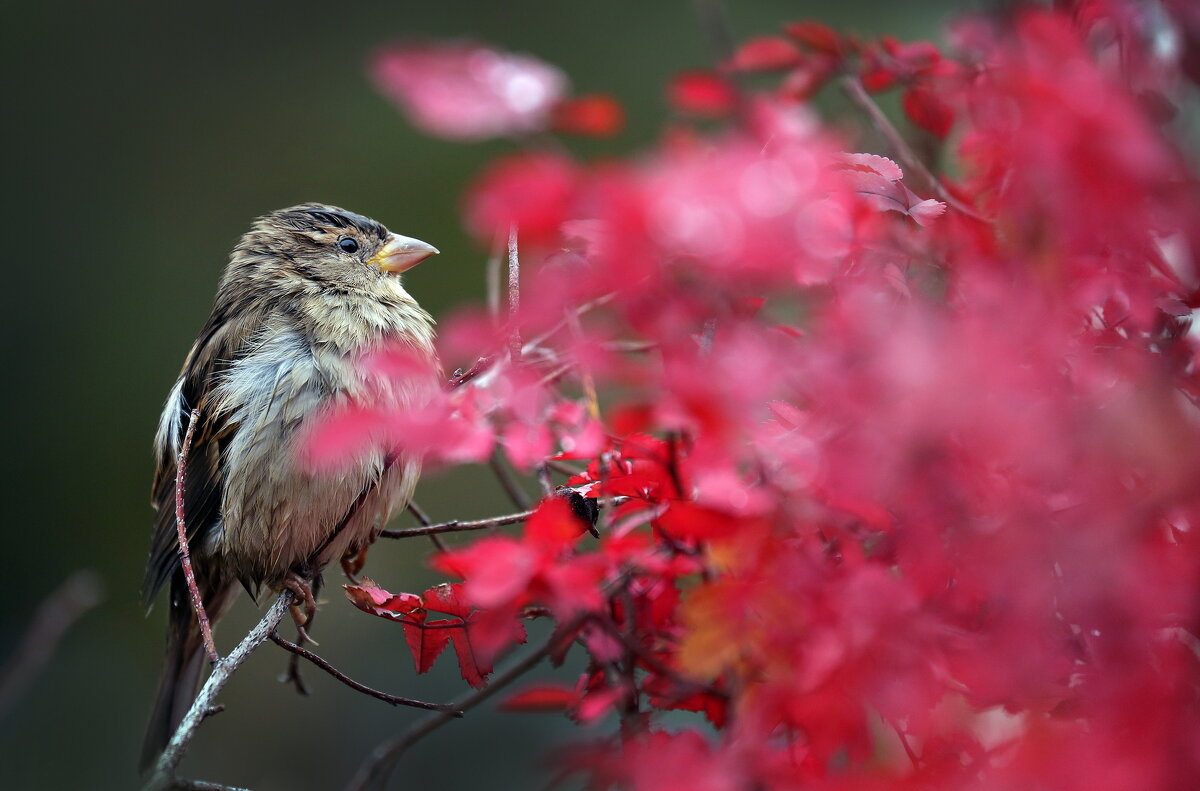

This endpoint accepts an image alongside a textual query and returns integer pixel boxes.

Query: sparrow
[140,204,440,769]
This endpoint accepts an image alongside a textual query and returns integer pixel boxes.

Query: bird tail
[140,572,233,772]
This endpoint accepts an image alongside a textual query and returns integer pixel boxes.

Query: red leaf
[422,583,472,618]
[500,683,579,712]
[656,502,736,540]
[466,605,528,668]
[343,583,423,621]
[402,619,452,674]
[526,496,586,551]
[784,21,843,55]
[576,683,626,723]
[859,56,898,92]
[463,151,581,245]
[436,537,537,608]
[727,36,803,72]
[553,94,625,137]
[449,625,489,688]
[902,81,955,138]
[668,71,737,117]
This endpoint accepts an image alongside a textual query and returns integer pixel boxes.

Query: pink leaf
[370,41,568,140]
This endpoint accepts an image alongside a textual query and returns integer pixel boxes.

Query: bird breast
[211,306,433,590]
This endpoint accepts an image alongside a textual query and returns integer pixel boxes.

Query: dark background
[0,2,962,789]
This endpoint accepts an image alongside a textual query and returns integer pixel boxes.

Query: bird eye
[337,237,360,254]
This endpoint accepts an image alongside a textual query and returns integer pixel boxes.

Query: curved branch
[378,508,536,540]
[268,633,462,715]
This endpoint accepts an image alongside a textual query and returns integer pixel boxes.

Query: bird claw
[283,572,320,646]
[341,545,371,584]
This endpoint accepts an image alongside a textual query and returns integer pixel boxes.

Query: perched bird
[140,204,439,769]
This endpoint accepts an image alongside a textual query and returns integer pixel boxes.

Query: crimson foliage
[329,3,1200,788]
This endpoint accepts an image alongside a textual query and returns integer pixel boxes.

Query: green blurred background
[1,1,964,788]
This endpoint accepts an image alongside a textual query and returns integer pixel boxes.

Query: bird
[140,203,440,770]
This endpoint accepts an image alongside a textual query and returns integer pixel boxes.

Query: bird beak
[370,233,439,274]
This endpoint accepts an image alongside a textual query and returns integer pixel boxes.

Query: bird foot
[341,545,371,584]
[283,572,319,646]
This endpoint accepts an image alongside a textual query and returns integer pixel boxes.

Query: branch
[143,593,293,791]
[345,621,579,791]
[521,292,616,357]
[507,224,522,361]
[176,408,219,664]
[489,450,532,510]
[0,569,104,716]
[172,781,253,791]
[406,500,448,552]
[379,507,536,539]
[840,75,991,223]
[268,633,462,715]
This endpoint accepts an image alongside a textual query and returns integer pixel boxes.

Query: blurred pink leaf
[371,41,568,140]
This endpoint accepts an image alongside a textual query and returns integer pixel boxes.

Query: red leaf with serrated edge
[500,683,579,712]
[422,582,472,618]
[449,626,488,688]
[841,152,904,181]
[402,618,451,674]
[343,583,423,621]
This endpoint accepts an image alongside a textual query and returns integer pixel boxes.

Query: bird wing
[142,303,264,606]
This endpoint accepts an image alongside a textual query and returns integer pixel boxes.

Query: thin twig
[888,717,922,768]
[0,569,104,716]
[545,459,586,477]
[521,292,616,356]
[447,354,497,390]
[345,621,580,791]
[281,621,312,697]
[406,500,447,552]
[176,408,219,664]
[172,781,253,791]
[268,633,462,715]
[143,593,293,791]
[536,464,555,495]
[507,224,521,361]
[379,507,536,539]
[839,75,990,223]
[489,451,532,510]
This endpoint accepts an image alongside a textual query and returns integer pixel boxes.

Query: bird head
[229,203,439,294]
